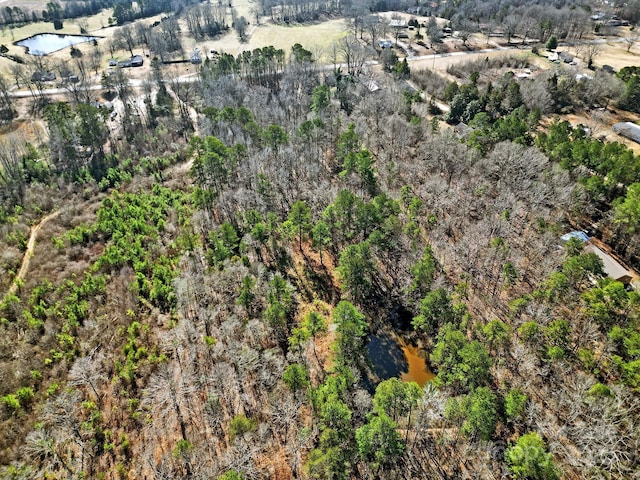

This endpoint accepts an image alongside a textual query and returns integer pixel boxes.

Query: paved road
[7,73,200,99]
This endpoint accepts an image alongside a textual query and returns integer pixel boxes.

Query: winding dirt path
[4,210,61,299]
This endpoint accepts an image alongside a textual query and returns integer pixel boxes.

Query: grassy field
[567,40,640,70]
[0,0,348,76]
[183,18,348,59]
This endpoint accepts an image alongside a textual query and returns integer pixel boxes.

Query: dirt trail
[4,210,61,299]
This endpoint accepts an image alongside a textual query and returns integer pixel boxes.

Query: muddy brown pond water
[367,330,434,387]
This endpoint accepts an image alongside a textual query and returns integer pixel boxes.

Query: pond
[16,33,100,56]
[367,330,434,387]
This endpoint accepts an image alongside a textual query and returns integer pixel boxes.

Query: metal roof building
[561,231,590,243]
[613,122,640,144]
[583,243,633,284]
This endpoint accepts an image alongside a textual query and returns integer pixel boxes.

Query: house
[130,55,144,67]
[561,231,636,284]
[613,122,640,144]
[118,55,143,68]
[558,51,574,63]
[31,71,56,82]
[583,243,634,284]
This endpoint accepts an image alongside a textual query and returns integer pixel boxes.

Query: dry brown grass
[565,40,640,71]
[180,17,347,60]
[410,49,532,81]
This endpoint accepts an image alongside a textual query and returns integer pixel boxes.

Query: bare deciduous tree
[576,41,602,68]
[69,352,106,407]
[333,35,369,76]
[624,29,640,52]
[0,135,26,207]
[115,24,137,56]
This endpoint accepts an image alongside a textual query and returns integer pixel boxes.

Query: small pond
[16,33,100,56]
[367,330,434,387]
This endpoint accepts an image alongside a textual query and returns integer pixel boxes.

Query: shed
[561,231,590,243]
[613,122,640,144]
[389,19,407,28]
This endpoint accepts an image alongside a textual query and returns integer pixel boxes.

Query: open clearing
[184,18,348,59]
[566,39,640,71]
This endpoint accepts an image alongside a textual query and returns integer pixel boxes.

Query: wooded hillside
[0,38,639,480]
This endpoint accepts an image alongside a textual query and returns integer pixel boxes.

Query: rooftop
[389,19,407,28]
[561,231,590,243]
[613,122,640,144]
[583,242,633,283]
